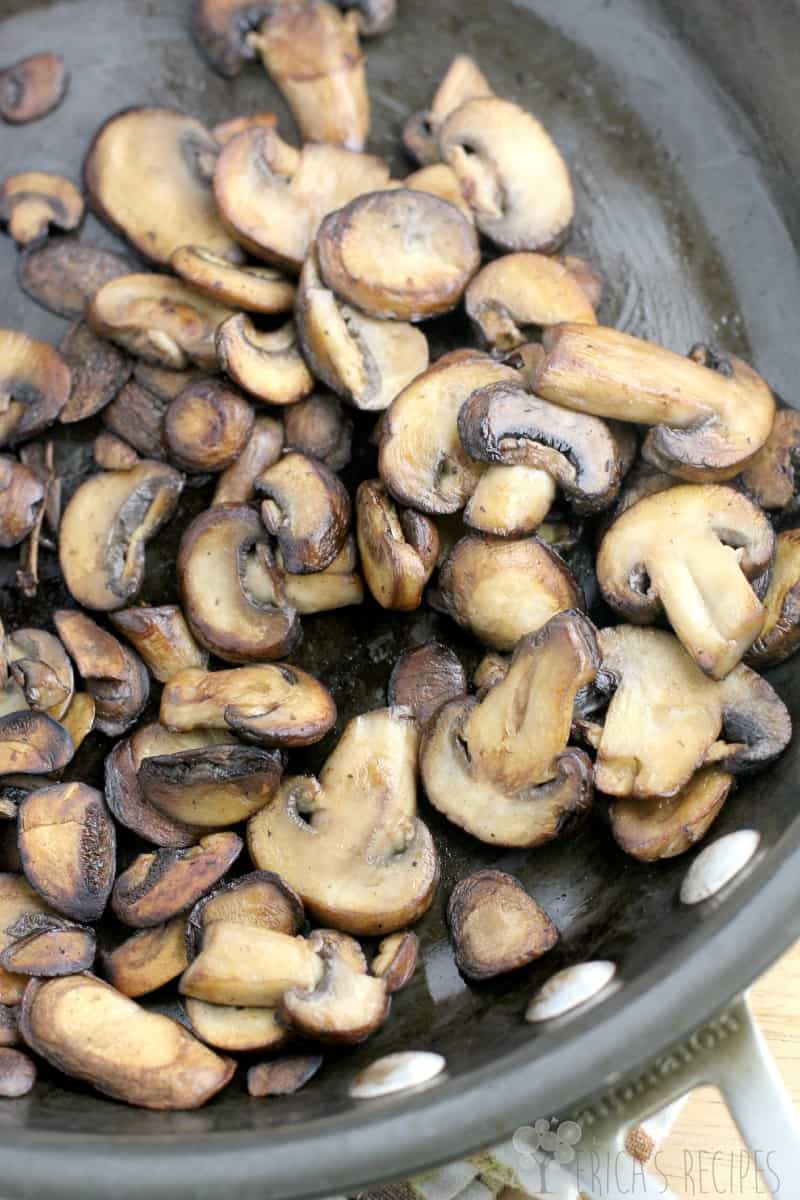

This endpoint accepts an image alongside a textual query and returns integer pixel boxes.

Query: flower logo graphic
[513,1117,583,1165]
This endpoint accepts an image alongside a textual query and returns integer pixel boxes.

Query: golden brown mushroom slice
[432,534,581,652]
[747,530,800,667]
[0,711,73,776]
[0,874,66,1003]
[274,537,364,615]
[18,238,133,321]
[104,729,208,849]
[112,832,243,928]
[247,1054,323,1096]
[213,416,284,505]
[58,461,183,612]
[317,190,480,322]
[403,54,494,166]
[216,316,313,407]
[212,112,277,143]
[465,253,597,351]
[88,274,234,370]
[180,922,322,1007]
[171,247,296,315]
[0,331,71,447]
[281,930,389,1044]
[54,609,149,736]
[0,915,96,978]
[18,783,116,922]
[420,611,597,847]
[109,605,208,684]
[257,452,351,574]
[356,480,439,611]
[102,917,188,998]
[284,394,351,472]
[0,457,44,549]
[387,643,467,727]
[139,743,284,830]
[185,870,304,959]
[58,322,132,424]
[164,380,254,473]
[608,767,734,863]
[739,408,800,513]
[186,999,290,1053]
[460,464,558,538]
[102,382,168,461]
[20,974,234,1110]
[597,485,773,679]
[161,664,336,748]
[178,505,299,662]
[370,931,419,994]
[0,172,83,247]
[85,107,240,266]
[190,0,274,76]
[6,628,74,719]
[0,53,68,124]
[447,869,558,980]
[248,707,439,935]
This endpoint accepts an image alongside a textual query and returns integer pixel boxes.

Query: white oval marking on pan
[680,829,760,906]
[348,1051,446,1099]
[525,960,617,1023]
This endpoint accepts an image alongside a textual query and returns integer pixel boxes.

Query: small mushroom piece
[20,975,234,1110]
[248,707,439,935]
[275,537,364,614]
[112,832,243,928]
[0,711,73,776]
[0,331,71,447]
[466,253,597,351]
[88,274,234,370]
[739,409,800,513]
[608,767,734,862]
[58,693,96,758]
[171,246,296,314]
[185,999,289,1053]
[102,917,188,998]
[433,534,581,652]
[178,505,299,662]
[54,610,149,736]
[85,107,240,266]
[0,1048,35,1098]
[0,53,68,124]
[403,54,493,167]
[281,932,389,1044]
[105,735,199,850]
[58,461,183,612]
[18,783,115,922]
[597,485,774,679]
[247,1054,323,1096]
[0,916,96,977]
[370,931,418,994]
[59,322,132,426]
[403,164,474,222]
[7,628,74,718]
[0,172,83,247]
[356,480,439,611]
[190,0,274,76]
[180,923,322,1006]
[747,530,800,667]
[462,465,558,537]
[387,643,467,726]
[533,328,776,482]
[420,611,597,847]
[317,190,480,322]
[0,874,65,1003]
[284,394,351,471]
[102,381,169,461]
[109,606,207,683]
[258,452,351,574]
[0,456,44,548]
[186,871,304,959]
[165,380,254,473]
[447,869,558,980]
[213,416,284,505]
[216,317,313,407]
[139,744,284,829]
[212,112,278,142]
[18,238,133,321]
[161,664,336,747]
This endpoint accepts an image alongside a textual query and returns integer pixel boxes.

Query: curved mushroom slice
[716,662,792,773]
[212,112,277,143]
[0,874,66,1003]
[180,923,322,1007]
[258,452,351,574]
[747,530,800,667]
[213,416,284,505]
[356,480,439,611]
[403,165,473,222]
[161,664,336,748]
[7,628,73,719]
[533,327,776,482]
[0,457,44,549]
[178,506,298,662]
[0,173,83,247]
[103,917,188,998]
[213,128,390,272]
[0,53,68,124]
[165,380,254,473]
[462,464,557,537]
[0,916,96,978]
[466,253,597,351]
[112,832,243,928]
[420,611,598,847]
[186,870,304,959]
[58,693,96,758]
[597,485,773,679]
[439,98,574,252]
[403,54,493,166]
[171,246,296,314]
[447,869,558,980]
[85,107,240,266]
[371,931,418,994]
[0,331,71,447]
[88,275,234,370]
[296,247,429,412]
[317,190,480,322]
[275,538,364,615]
[216,316,313,407]
[19,239,132,321]
[58,322,132,424]
[739,409,800,513]
[18,783,116,922]
[247,1053,322,1095]
[609,767,733,863]
[433,534,581,652]
[102,382,168,461]
[248,707,439,935]
[54,609,149,736]
[378,351,521,514]
[105,736,199,850]
[190,0,274,76]
[139,744,283,829]
[284,394,351,471]
[110,605,208,684]
[0,711,73,776]
[387,643,467,727]
[20,975,234,1110]
[186,999,289,1053]
[281,928,389,1044]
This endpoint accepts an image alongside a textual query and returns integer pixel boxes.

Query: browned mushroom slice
[139,744,283,829]
[112,832,242,928]
[0,172,83,247]
[216,316,313,407]
[447,869,558,980]
[186,870,304,959]
[58,461,183,612]
[178,505,298,662]
[0,331,71,447]
[165,380,254,473]
[7,628,73,719]
[608,767,734,863]
[461,465,558,537]
[88,274,234,370]
[387,643,466,726]
[439,98,574,253]
[284,394,351,472]
[356,480,438,611]
[739,409,800,512]
[20,974,234,1109]
[465,253,597,351]
[281,932,389,1044]
[597,485,773,679]
[370,931,418,994]
[110,605,208,683]
[180,922,322,1006]
[0,53,68,124]
[171,246,296,315]
[247,1054,322,1096]
[0,711,73,775]
[275,538,364,614]
[258,452,351,574]
[0,456,44,548]
[0,1047,35,1097]
[421,611,597,847]
[0,874,65,1003]
[102,382,168,461]
[248,707,438,935]
[105,737,199,850]
[0,1005,19,1047]
[58,322,132,424]
[403,54,493,166]
[186,999,289,1053]
[317,190,479,322]
[161,664,336,747]
[85,107,240,266]
[716,662,792,773]
[18,238,133,321]
[212,112,278,143]
[58,693,96,757]
[102,917,188,998]
[0,915,96,977]
[191,0,274,75]
[403,165,473,222]
[54,610,149,736]
[747,530,800,667]
[213,416,284,505]
[433,534,581,652]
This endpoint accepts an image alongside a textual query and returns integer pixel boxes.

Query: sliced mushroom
[0,915,96,977]
[597,484,774,679]
[747,530,800,667]
[0,1047,35,1097]
[216,316,313,407]
[102,917,188,998]
[466,253,597,351]
[112,832,243,928]
[139,744,283,829]
[105,736,199,850]
[533,328,776,481]
[178,505,299,662]
[284,394,351,471]
[0,874,64,1003]
[248,707,439,935]
[0,711,73,776]
[739,409,800,513]
[102,381,169,461]
[0,172,83,247]
[54,610,149,736]
[281,930,389,1044]
[420,611,597,846]
[88,274,234,370]
[109,605,207,683]
[403,54,493,166]
[258,452,351,574]
[20,974,234,1109]
[247,1054,322,1096]
[85,107,240,266]
[180,922,322,1006]
[190,0,274,75]
[371,931,418,994]
[447,869,558,979]
[387,642,467,726]
[58,321,132,424]
[18,783,115,922]
[59,693,96,758]
[186,999,289,1053]
[403,164,474,222]
[58,461,183,611]
[164,380,254,474]
[0,53,68,124]
[0,331,71,447]
[7,628,74,718]
[0,456,44,548]
[17,440,59,535]
[274,537,364,614]
[462,465,558,537]
[185,870,304,959]
[171,246,295,315]
[356,480,439,611]
[213,416,284,505]
[161,664,336,747]
[608,767,734,862]
[18,238,132,320]
[212,112,277,143]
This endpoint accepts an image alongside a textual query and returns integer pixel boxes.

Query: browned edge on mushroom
[0,54,68,124]
[447,869,558,979]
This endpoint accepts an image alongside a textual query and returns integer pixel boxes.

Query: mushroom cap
[356,479,439,611]
[0,53,68,124]
[403,54,493,166]
[171,247,296,315]
[111,833,243,928]
[53,609,150,737]
[747,529,800,667]
[213,415,285,505]
[7,627,74,718]
[185,870,304,959]
[257,451,351,574]
[165,380,254,473]
[0,457,45,548]
[186,1000,289,1054]
[58,322,132,425]
[190,0,274,76]
[105,734,201,850]
[387,643,467,727]
[739,408,800,512]
[0,330,71,447]
[608,766,733,862]
[283,394,351,471]
[462,464,558,537]
[0,172,83,247]
[18,238,132,321]
[139,743,284,829]
[447,869,558,979]
[465,253,596,351]
[102,917,189,998]
[216,315,314,406]
[281,935,389,1044]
